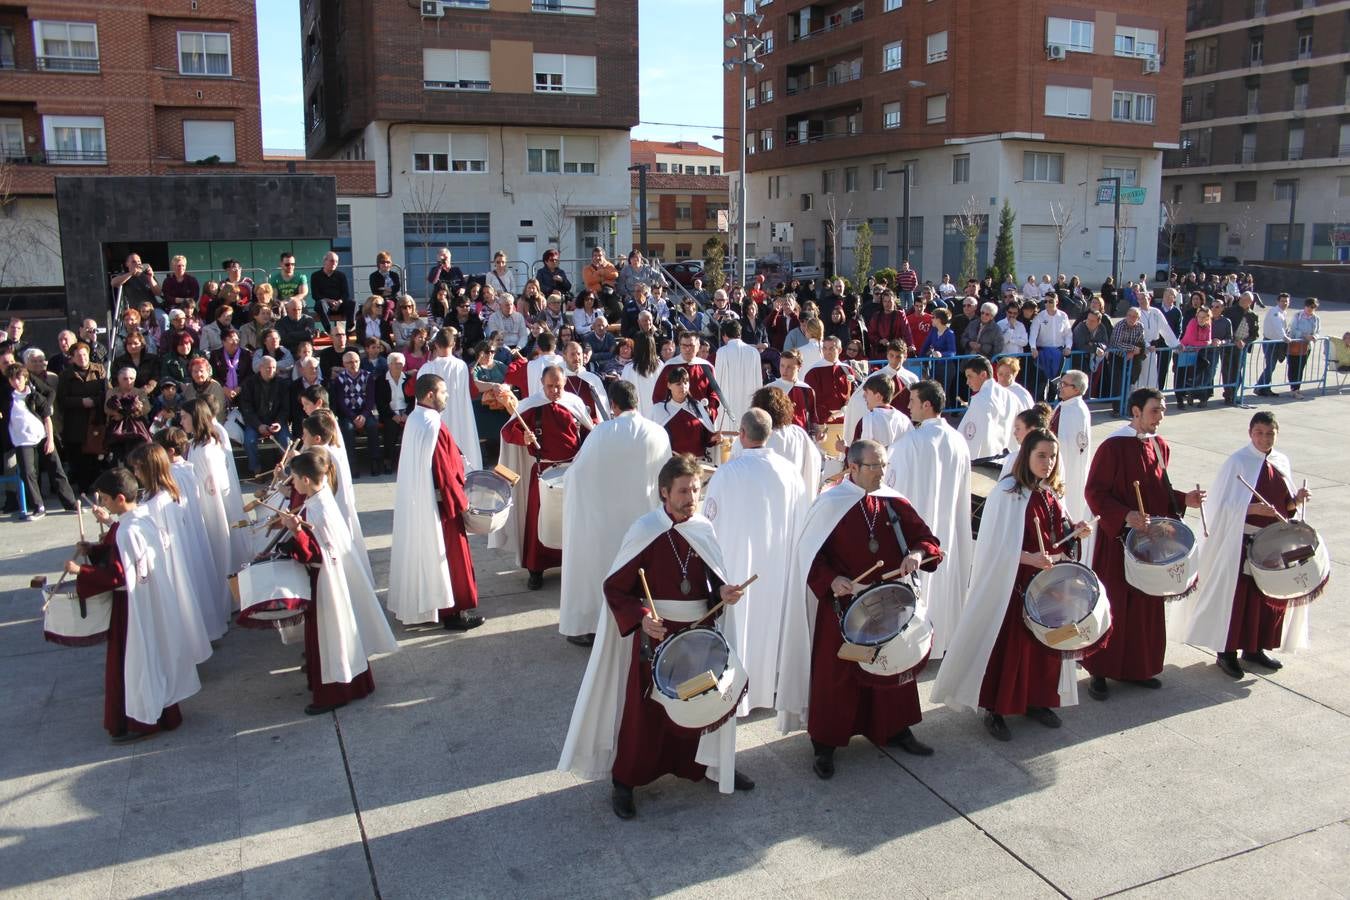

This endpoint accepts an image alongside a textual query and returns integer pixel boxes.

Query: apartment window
[1246,85,1259,115]
[760,128,774,151]
[759,80,774,104]
[525,135,599,174]
[801,193,814,211]
[926,31,948,63]
[178,32,232,76]
[872,164,885,190]
[423,49,490,91]
[845,167,858,192]
[761,30,774,53]
[1202,183,1222,204]
[0,27,14,69]
[1022,151,1063,183]
[883,41,902,71]
[767,175,779,199]
[926,94,947,123]
[1287,125,1304,161]
[676,205,691,221]
[1235,180,1257,202]
[183,120,236,163]
[655,162,668,173]
[412,132,488,173]
[710,165,721,175]
[747,132,756,155]
[1340,121,1350,156]
[1297,32,1311,60]
[1111,91,1156,124]
[1045,85,1091,119]
[33,21,98,72]
[884,0,903,10]
[42,115,106,164]
[1340,176,1350,198]
[952,154,970,183]
[1249,37,1263,66]
[533,53,597,94]
[746,86,756,109]
[443,0,490,6]
[1101,158,1139,186]
[1114,26,1158,58]
[903,160,918,187]
[1274,179,1297,201]
[847,113,860,135]
[695,166,707,175]
[1046,17,1094,54]
[1292,81,1308,111]
[0,119,24,161]
[1241,130,1257,163]
[822,169,836,194]
[531,0,596,14]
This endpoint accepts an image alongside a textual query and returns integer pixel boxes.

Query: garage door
[1020,224,1058,279]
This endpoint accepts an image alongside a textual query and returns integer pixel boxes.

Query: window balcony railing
[1285,147,1304,161]
[785,69,862,96]
[1236,148,1257,164]
[39,149,108,164]
[784,129,858,147]
[1340,144,1350,158]
[424,79,491,91]
[791,7,864,43]
[35,56,100,73]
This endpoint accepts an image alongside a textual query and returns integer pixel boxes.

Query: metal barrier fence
[1239,336,1331,399]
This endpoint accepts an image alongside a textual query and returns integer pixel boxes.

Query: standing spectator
[764,294,798,351]
[1099,276,1118,315]
[1203,297,1234,406]
[535,249,572,297]
[237,355,290,475]
[1286,297,1320,399]
[937,274,958,302]
[333,351,382,476]
[311,251,353,333]
[376,351,413,468]
[689,277,711,306]
[867,290,914,356]
[23,348,56,393]
[103,367,152,464]
[487,295,529,349]
[269,252,310,307]
[276,296,319,353]
[1252,292,1291,396]
[427,247,465,297]
[1221,292,1259,405]
[110,252,161,308]
[160,256,200,311]
[998,298,1030,355]
[906,298,933,350]
[1175,304,1215,408]
[1028,294,1073,401]
[110,329,161,394]
[895,260,919,307]
[78,318,109,366]
[2,363,77,519]
[48,330,77,375]
[963,302,1005,359]
[55,343,106,491]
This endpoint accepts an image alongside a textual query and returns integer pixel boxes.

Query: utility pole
[1097,176,1122,286]
[887,165,911,265]
[724,10,764,290]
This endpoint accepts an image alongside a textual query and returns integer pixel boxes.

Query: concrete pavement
[2,321,1349,898]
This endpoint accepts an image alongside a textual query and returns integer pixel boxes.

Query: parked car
[662,260,705,288]
[791,264,824,280]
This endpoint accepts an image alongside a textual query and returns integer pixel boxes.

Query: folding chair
[0,465,28,518]
[1333,339,1350,394]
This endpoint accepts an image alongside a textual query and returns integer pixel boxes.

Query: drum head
[842,583,917,647]
[464,470,512,514]
[1025,563,1098,628]
[1249,521,1319,570]
[1125,519,1196,564]
[652,629,729,699]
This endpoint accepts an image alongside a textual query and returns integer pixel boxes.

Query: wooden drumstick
[849,560,885,590]
[1300,479,1308,521]
[76,499,86,543]
[879,557,942,580]
[1052,516,1099,548]
[1196,482,1210,538]
[636,567,661,622]
[1035,514,1047,557]
[500,392,540,447]
[1132,480,1147,521]
[689,574,760,630]
[1237,474,1288,523]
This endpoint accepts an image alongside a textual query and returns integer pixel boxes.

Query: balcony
[2,149,107,165]
[1237,147,1257,164]
[785,68,862,97]
[1285,147,1304,161]
[790,4,864,44]
[34,55,100,73]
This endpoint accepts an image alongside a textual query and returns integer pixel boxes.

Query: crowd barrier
[1240,336,1331,399]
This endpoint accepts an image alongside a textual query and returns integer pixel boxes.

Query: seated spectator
[376,351,413,468]
[369,250,401,305]
[290,359,325,435]
[238,355,290,475]
[310,251,353,333]
[292,339,318,382]
[537,291,568,333]
[162,331,200,384]
[583,315,616,368]
[355,295,394,346]
[333,351,382,476]
[1336,331,1350,372]
[210,327,251,411]
[111,329,162,394]
[181,357,227,424]
[427,247,465,297]
[536,249,572,298]
[390,294,427,347]
[361,336,389,380]
[276,296,319,353]
[428,283,452,325]
[582,246,618,295]
[318,327,351,381]
[486,294,528,349]
[449,293,485,353]
[269,252,309,308]
[404,328,430,373]
[239,292,277,350]
[221,259,254,311]
[198,304,235,356]
[252,328,295,379]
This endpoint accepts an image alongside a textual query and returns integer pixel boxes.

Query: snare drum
[536,461,571,549]
[815,421,845,460]
[235,558,311,629]
[1246,520,1331,605]
[41,582,113,647]
[1123,518,1199,599]
[1022,562,1112,658]
[650,626,749,734]
[463,469,514,536]
[838,582,932,682]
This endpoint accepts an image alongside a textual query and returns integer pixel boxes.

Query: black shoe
[611,783,636,819]
[888,727,934,756]
[1087,676,1109,701]
[566,633,595,647]
[1254,388,1274,397]
[443,613,485,631]
[110,730,153,745]
[1128,677,1163,689]
[812,748,835,780]
[983,712,1012,742]
[732,770,755,791]
[1025,706,1061,729]
[1243,649,1283,671]
[304,702,346,716]
[527,571,544,590]
[1199,399,1209,408]
[1216,652,1244,679]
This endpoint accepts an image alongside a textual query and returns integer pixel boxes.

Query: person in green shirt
[268,252,309,308]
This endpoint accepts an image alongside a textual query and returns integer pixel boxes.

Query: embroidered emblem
[704,497,719,520]
[1076,430,1089,452]
[963,422,976,439]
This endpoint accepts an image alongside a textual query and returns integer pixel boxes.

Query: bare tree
[822,192,852,280]
[1112,203,1135,281]
[1159,199,1183,276]
[1048,199,1075,275]
[953,195,987,283]
[0,162,62,292]
[539,185,574,258]
[1229,203,1259,265]
[403,177,450,283]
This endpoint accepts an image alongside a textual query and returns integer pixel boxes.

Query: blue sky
[256,0,724,152]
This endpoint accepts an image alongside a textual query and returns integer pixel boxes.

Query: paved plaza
[2,315,1349,899]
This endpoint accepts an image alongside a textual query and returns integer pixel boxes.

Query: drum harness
[832,503,918,625]
[1117,459,1184,550]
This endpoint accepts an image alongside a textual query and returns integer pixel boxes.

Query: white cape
[117,506,202,725]
[187,439,239,583]
[843,364,913,442]
[323,444,375,589]
[526,352,566,398]
[558,508,741,793]
[558,412,671,636]
[885,417,973,658]
[210,420,249,571]
[1055,395,1095,567]
[929,478,1081,711]
[859,406,910,452]
[620,362,661,419]
[143,492,216,656]
[958,381,1016,461]
[564,366,611,422]
[1138,307,1179,390]
[713,338,763,430]
[1006,381,1034,413]
[419,353,482,471]
[388,406,455,624]
[1178,444,1310,652]
[703,448,805,715]
[170,460,231,641]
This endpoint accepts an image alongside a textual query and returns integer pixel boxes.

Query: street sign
[1096,185,1115,204]
[1096,185,1147,205]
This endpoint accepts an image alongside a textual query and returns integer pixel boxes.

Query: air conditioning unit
[1046,44,1067,61]
[1142,56,1161,74]
[420,0,442,17]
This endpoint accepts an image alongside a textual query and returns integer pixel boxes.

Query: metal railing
[1241,336,1331,398]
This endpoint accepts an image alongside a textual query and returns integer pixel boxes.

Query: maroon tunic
[78,524,183,737]
[650,360,724,422]
[867,310,915,355]
[606,528,723,788]
[1083,434,1189,681]
[430,423,479,613]
[565,375,603,424]
[785,383,817,431]
[285,524,376,707]
[1226,461,1292,652]
[765,309,798,351]
[804,363,852,425]
[806,494,942,747]
[978,489,1068,715]
[503,401,586,572]
[659,404,717,458]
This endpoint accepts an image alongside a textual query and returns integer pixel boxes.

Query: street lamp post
[724,11,764,291]
[1097,176,1122,286]
[887,165,911,266]
[628,163,649,257]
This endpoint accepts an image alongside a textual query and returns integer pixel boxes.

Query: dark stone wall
[54,175,337,325]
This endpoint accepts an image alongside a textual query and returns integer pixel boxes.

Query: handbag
[82,410,107,456]
[1287,340,1308,357]
[1176,349,1199,367]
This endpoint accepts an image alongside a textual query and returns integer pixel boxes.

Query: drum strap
[1158,465,1184,519]
[883,501,913,560]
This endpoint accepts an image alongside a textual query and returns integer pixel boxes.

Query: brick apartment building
[1163,0,1350,265]
[0,0,373,316]
[629,140,729,261]
[303,0,638,288]
[724,0,1184,285]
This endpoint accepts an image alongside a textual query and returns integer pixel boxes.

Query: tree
[1160,199,1183,276]
[703,236,726,290]
[822,192,852,279]
[852,220,873,290]
[1229,203,1259,264]
[539,185,574,256]
[0,162,61,293]
[953,195,988,283]
[403,177,450,279]
[1048,199,1074,275]
[991,199,1016,286]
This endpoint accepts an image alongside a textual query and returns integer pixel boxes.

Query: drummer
[775,439,944,779]
[1181,412,1313,678]
[931,429,1093,740]
[1082,388,1205,701]
[557,454,751,819]
[651,367,719,459]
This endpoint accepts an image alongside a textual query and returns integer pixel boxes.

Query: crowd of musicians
[17,249,1328,822]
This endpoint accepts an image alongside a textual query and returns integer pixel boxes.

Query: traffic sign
[1096,185,1147,205]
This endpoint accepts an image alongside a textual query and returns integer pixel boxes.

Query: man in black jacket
[310,251,353,334]
[238,356,290,475]
[1223,292,1260,405]
[1,363,77,518]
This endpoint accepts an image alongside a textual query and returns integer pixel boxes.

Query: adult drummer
[651,330,725,421]
[557,454,752,819]
[492,365,592,590]
[1082,387,1204,701]
[1181,412,1313,678]
[776,439,944,779]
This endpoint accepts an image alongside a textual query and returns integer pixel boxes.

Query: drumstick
[688,574,760,630]
[879,557,941,580]
[1132,480,1147,521]
[636,567,661,622]
[1300,479,1308,521]
[76,499,86,543]
[1196,483,1210,538]
[1051,516,1099,548]
[1237,474,1288,523]
[849,560,884,591]
[500,392,540,447]
[1035,514,1047,557]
